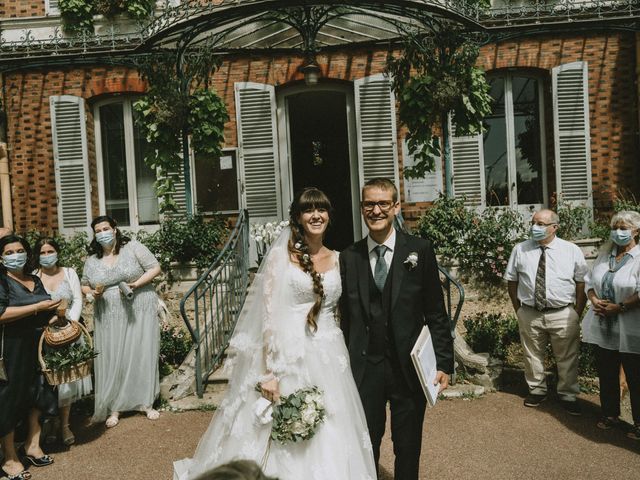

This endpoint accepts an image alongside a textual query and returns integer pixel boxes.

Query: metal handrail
[179,209,250,398]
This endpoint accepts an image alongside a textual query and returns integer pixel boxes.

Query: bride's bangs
[298,188,332,213]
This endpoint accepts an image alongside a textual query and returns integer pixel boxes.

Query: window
[95,99,159,227]
[483,74,546,210]
[194,149,240,213]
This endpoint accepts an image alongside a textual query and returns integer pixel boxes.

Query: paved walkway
[25,387,640,480]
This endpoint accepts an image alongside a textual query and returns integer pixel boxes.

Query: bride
[174,188,376,480]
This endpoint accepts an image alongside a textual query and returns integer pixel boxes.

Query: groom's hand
[434,371,450,393]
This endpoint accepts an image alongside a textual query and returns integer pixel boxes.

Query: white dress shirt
[504,237,588,308]
[367,229,396,276]
[582,245,640,354]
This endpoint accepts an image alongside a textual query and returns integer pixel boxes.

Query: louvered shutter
[552,61,593,208]
[46,0,59,14]
[354,74,399,190]
[50,95,91,234]
[450,120,485,208]
[235,82,281,222]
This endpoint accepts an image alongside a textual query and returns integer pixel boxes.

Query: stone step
[440,384,486,399]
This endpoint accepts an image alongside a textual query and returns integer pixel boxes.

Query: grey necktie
[534,246,547,311]
[374,245,389,291]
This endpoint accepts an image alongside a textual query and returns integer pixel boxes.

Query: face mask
[610,229,633,246]
[3,252,27,271]
[39,253,58,268]
[530,224,550,242]
[95,230,115,247]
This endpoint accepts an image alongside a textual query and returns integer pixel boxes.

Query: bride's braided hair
[288,188,333,334]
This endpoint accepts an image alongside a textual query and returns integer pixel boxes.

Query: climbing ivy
[59,0,154,35]
[133,52,228,213]
[386,26,492,179]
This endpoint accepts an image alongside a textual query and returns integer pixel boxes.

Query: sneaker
[560,400,581,416]
[524,393,547,407]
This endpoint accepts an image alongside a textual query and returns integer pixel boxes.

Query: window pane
[512,76,543,205]
[99,103,130,226]
[132,108,159,225]
[483,77,509,206]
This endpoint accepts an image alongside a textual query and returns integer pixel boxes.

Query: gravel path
[25,389,640,480]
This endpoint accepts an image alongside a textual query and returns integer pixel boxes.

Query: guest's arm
[508,281,520,313]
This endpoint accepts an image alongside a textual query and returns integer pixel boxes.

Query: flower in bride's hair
[294,242,302,250]
[302,254,310,261]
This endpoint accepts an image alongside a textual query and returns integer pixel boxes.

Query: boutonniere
[404,252,418,270]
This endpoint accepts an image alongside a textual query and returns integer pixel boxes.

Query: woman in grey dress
[81,215,161,428]
[36,237,92,446]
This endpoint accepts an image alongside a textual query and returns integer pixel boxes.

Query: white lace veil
[182,226,304,477]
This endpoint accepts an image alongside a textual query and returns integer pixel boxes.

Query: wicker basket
[39,323,94,386]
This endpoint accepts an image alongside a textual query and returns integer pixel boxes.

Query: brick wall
[2,32,638,232]
[3,67,145,232]
[0,0,46,18]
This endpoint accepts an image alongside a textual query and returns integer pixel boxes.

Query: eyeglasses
[361,201,396,212]
[530,221,557,227]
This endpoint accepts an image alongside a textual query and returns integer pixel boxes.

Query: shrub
[554,197,592,240]
[463,312,520,360]
[461,207,527,288]
[159,320,191,377]
[415,194,527,288]
[464,312,597,377]
[415,194,474,265]
[135,214,229,275]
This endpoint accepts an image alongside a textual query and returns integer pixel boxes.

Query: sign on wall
[402,139,443,203]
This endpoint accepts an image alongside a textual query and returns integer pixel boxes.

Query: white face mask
[95,230,115,247]
[3,252,27,271]
[610,229,634,246]
[39,253,58,268]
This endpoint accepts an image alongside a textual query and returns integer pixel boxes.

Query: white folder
[410,325,439,407]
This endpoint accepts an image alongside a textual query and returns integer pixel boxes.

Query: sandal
[22,454,53,468]
[105,414,120,429]
[62,425,75,446]
[627,423,640,440]
[596,416,622,430]
[1,467,32,480]
[145,409,160,420]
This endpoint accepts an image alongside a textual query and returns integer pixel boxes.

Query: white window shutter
[50,95,91,234]
[354,73,399,191]
[552,61,593,208]
[450,119,485,208]
[234,82,281,222]
[46,0,59,15]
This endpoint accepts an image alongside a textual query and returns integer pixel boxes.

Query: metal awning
[140,0,484,56]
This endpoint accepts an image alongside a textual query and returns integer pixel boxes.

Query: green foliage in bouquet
[271,387,326,445]
[43,342,97,370]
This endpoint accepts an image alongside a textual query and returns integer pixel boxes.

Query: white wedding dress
[174,228,376,480]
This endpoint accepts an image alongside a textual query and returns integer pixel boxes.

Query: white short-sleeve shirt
[504,237,588,308]
[582,245,640,354]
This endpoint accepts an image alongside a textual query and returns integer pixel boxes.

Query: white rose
[301,406,317,425]
[290,421,306,435]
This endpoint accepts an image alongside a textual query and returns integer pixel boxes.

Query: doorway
[286,90,354,250]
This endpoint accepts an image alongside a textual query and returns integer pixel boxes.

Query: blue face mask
[3,252,27,271]
[39,253,58,268]
[530,224,550,242]
[95,230,115,247]
[610,229,633,246]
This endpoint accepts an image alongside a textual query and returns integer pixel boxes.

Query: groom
[339,177,454,479]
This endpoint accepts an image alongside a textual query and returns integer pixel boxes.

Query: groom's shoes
[523,393,547,407]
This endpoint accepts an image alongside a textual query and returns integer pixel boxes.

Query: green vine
[386,26,492,179]
[59,0,154,35]
[133,52,228,213]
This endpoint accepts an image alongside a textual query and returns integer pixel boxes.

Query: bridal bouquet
[270,386,326,445]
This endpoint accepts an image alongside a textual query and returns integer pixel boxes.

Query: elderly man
[505,209,588,414]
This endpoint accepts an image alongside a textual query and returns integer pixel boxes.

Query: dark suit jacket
[339,230,454,391]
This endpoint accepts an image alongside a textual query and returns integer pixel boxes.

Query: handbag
[43,319,82,347]
[0,326,7,382]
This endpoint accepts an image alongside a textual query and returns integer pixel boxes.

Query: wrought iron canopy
[140,0,484,56]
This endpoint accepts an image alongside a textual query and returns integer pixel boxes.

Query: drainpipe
[0,73,12,230]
